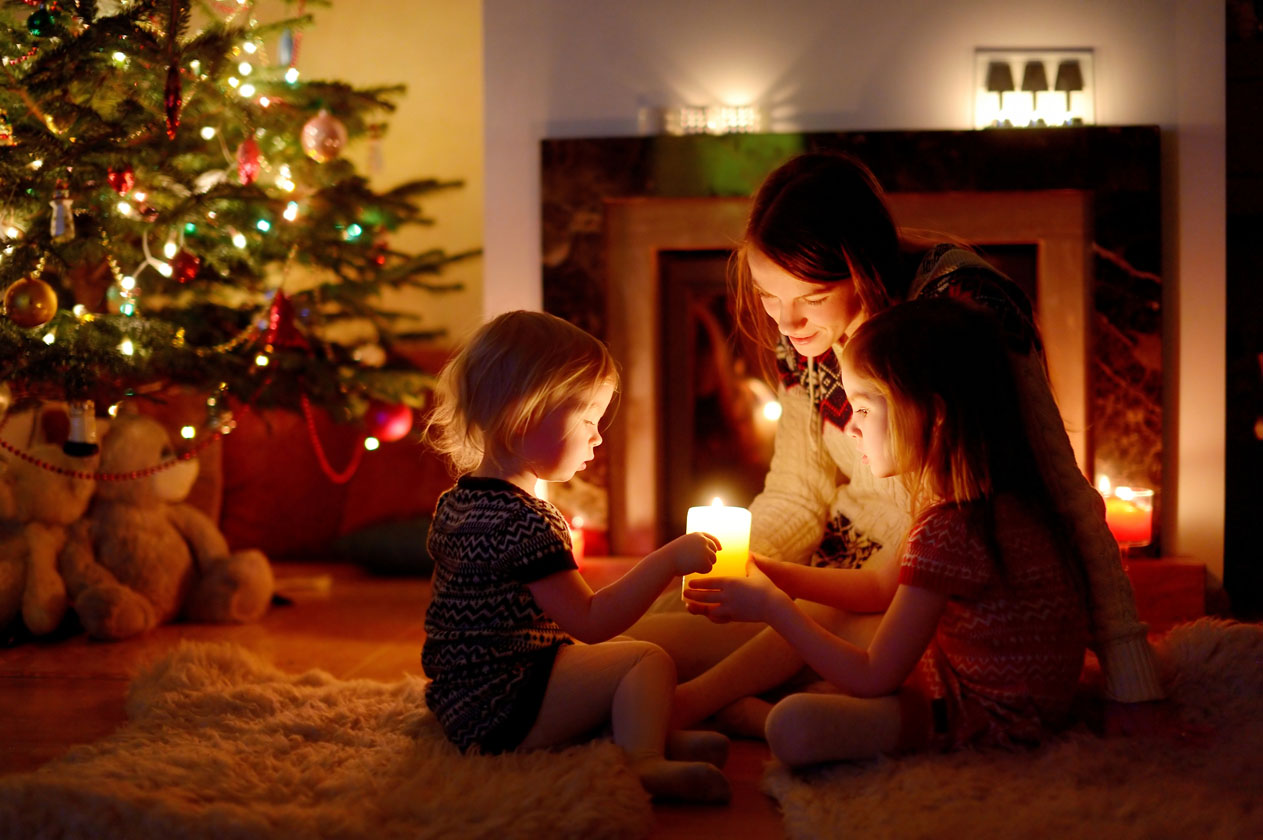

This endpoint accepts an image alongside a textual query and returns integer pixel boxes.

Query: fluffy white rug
[764,618,1263,840]
[0,642,652,840]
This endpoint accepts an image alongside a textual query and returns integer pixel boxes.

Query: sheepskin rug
[764,618,1263,840]
[0,642,652,840]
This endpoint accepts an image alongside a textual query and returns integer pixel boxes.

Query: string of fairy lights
[0,0,414,484]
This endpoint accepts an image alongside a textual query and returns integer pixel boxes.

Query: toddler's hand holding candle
[683,499,751,595]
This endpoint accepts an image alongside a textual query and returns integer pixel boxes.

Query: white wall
[483,0,1226,577]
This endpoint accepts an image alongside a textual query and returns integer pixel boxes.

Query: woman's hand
[682,562,790,624]
[650,531,719,577]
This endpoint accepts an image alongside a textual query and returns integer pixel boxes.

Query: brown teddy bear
[0,408,98,638]
[59,411,274,640]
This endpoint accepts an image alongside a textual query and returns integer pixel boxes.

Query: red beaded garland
[300,394,363,484]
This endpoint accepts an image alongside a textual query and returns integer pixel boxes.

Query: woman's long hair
[730,152,905,362]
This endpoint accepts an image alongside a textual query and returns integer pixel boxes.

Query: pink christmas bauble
[364,400,412,442]
[300,109,347,164]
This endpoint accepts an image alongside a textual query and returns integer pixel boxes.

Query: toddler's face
[839,358,895,478]
[521,380,615,483]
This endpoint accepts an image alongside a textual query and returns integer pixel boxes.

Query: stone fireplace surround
[541,128,1163,555]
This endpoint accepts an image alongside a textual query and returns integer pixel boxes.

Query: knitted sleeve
[1010,350,1163,702]
[500,502,578,584]
[899,506,992,597]
[748,382,837,564]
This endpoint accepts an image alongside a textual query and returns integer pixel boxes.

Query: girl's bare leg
[520,640,729,803]
[672,603,882,731]
[764,692,904,766]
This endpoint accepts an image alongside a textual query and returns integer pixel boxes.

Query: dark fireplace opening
[660,249,771,541]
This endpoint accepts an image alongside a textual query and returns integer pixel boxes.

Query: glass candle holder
[1103,486,1154,552]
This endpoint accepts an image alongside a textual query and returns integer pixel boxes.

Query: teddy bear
[0,407,98,638]
[58,411,274,641]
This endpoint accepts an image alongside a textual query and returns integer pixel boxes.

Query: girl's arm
[529,532,716,644]
[685,565,946,697]
[754,551,900,614]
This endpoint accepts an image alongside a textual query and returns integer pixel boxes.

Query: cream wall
[482,0,1226,578]
[255,0,485,347]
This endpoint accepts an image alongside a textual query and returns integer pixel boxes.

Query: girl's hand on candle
[650,531,720,577]
[683,563,789,624]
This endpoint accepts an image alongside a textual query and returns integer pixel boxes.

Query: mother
[629,151,1162,728]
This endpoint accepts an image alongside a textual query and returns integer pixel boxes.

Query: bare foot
[632,758,730,805]
[666,729,730,768]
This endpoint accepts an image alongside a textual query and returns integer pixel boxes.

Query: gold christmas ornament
[3,274,58,328]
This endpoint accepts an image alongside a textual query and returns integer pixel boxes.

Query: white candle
[683,499,751,594]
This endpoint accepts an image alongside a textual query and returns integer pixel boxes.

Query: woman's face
[747,248,864,359]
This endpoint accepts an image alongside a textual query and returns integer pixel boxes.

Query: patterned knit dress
[422,476,577,753]
[900,498,1091,749]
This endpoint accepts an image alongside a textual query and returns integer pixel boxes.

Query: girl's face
[838,357,896,478]
[747,247,865,359]
[520,380,615,483]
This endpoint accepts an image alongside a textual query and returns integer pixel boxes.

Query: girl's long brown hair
[841,297,1051,524]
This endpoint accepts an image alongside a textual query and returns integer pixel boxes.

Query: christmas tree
[0,0,473,456]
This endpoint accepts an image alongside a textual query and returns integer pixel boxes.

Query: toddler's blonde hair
[424,310,618,474]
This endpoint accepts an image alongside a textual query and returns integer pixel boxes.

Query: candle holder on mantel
[1099,479,1154,558]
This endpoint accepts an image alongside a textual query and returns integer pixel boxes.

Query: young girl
[422,310,730,803]
[678,297,1091,764]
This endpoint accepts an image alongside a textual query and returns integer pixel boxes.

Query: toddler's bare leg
[520,641,729,804]
[627,611,764,680]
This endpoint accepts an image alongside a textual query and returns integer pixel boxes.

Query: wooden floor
[0,560,785,839]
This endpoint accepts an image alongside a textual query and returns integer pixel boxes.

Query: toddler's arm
[529,532,717,644]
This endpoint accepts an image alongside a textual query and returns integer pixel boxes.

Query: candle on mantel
[683,498,751,594]
[1098,477,1154,549]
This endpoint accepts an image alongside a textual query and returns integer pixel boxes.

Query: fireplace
[541,129,1164,556]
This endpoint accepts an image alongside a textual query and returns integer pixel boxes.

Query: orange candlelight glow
[683,498,750,595]
[568,516,585,565]
[1098,477,1153,549]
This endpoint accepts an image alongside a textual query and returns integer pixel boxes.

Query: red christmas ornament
[236,136,261,185]
[264,290,309,350]
[107,164,135,194]
[171,250,201,283]
[164,63,182,139]
[364,400,412,442]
